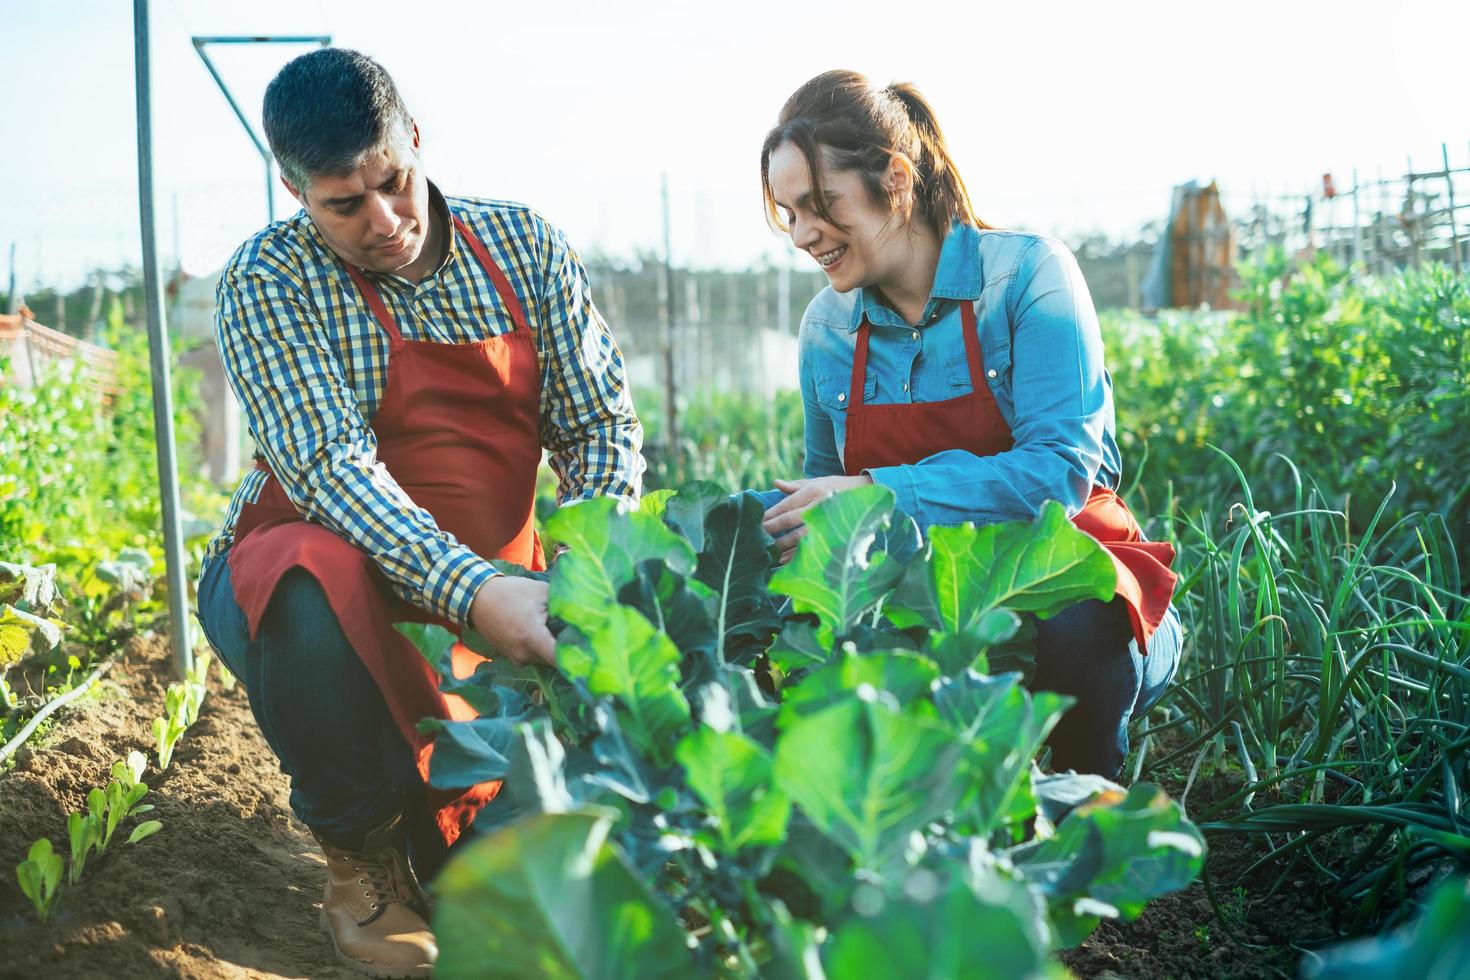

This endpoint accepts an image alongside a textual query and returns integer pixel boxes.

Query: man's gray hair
[262,48,413,195]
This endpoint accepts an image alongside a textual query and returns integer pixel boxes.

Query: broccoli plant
[400,485,1206,977]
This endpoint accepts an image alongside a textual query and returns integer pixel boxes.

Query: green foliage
[433,810,695,979]
[1102,253,1470,553]
[153,664,207,770]
[643,388,806,492]
[1304,875,1470,979]
[14,837,63,922]
[402,486,1205,975]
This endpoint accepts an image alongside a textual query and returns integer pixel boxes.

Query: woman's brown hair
[760,70,989,236]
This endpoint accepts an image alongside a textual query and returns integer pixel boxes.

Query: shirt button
[987,368,998,379]
[902,383,909,392]
[838,393,846,402]
[911,330,919,340]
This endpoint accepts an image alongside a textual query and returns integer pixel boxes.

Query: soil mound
[0,636,349,979]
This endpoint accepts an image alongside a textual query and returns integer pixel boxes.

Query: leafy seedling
[67,810,100,884]
[15,837,63,922]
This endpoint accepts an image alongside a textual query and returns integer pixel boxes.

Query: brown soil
[0,637,1385,980]
[0,635,349,979]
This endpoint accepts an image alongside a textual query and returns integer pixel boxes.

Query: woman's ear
[884,153,918,216]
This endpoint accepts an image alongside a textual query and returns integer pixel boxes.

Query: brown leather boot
[314,813,437,979]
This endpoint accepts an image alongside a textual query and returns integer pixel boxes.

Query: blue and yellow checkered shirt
[203,184,644,627]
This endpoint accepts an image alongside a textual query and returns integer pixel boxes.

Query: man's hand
[762,475,875,563]
[469,575,557,666]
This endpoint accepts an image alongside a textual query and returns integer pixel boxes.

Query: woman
[757,70,1181,779]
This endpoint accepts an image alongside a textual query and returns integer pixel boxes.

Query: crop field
[1,251,1467,978]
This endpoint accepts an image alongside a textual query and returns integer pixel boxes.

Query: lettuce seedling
[66,810,100,884]
[153,682,194,769]
[15,837,63,922]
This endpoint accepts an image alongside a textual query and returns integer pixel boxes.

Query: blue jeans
[195,556,448,872]
[1033,598,1181,779]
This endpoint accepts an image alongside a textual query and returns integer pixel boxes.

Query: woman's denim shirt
[798,223,1123,530]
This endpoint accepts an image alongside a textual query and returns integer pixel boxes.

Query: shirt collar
[850,220,983,331]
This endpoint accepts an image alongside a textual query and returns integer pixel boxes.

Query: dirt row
[0,636,348,979]
[0,636,1323,979]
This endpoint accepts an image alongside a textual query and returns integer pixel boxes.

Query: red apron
[843,301,1176,649]
[227,216,545,845]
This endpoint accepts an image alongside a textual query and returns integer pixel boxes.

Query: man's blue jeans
[195,556,442,865]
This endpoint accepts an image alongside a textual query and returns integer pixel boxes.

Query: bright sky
[4,0,1468,291]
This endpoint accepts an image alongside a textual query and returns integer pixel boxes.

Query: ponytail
[761,70,990,236]
[883,83,981,231]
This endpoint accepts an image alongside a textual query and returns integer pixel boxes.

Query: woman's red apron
[227,216,545,845]
[842,301,1176,649]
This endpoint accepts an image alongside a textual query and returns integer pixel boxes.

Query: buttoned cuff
[424,546,501,628]
[865,466,920,525]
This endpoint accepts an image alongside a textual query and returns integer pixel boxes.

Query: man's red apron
[843,301,1176,648]
[227,216,544,845]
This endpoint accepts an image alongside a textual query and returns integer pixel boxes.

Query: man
[195,48,642,978]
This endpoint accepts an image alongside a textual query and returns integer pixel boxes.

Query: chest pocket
[979,342,1012,398]
[816,374,876,412]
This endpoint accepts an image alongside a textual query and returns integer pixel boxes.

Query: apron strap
[849,319,873,408]
[452,215,532,335]
[340,214,534,346]
[343,263,405,346]
[960,300,985,386]
[850,301,984,408]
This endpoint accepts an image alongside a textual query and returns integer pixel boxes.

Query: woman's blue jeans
[1033,598,1181,778]
[195,555,447,870]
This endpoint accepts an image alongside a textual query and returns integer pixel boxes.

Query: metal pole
[1442,143,1462,274]
[133,0,193,678]
[660,174,679,470]
[1350,167,1360,268]
[265,155,275,224]
[191,35,330,226]
[5,242,16,314]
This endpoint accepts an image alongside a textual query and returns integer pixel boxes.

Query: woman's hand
[762,474,875,563]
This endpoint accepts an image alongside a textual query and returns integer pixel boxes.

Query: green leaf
[422,717,521,789]
[932,672,1070,836]
[557,607,690,766]
[547,499,696,634]
[471,720,576,835]
[433,810,695,979]
[617,561,717,666]
[675,727,790,852]
[637,488,676,521]
[16,837,63,922]
[769,485,909,642]
[0,603,64,665]
[67,811,99,884]
[1005,783,1206,946]
[824,872,1058,980]
[692,494,780,664]
[395,622,460,680]
[662,481,729,553]
[774,697,967,868]
[889,501,1116,633]
[767,621,832,676]
[126,820,163,844]
[776,651,940,730]
[762,899,829,980]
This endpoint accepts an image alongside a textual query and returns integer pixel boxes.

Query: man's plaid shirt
[202,184,643,627]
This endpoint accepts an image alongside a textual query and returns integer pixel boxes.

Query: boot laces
[353,852,412,912]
